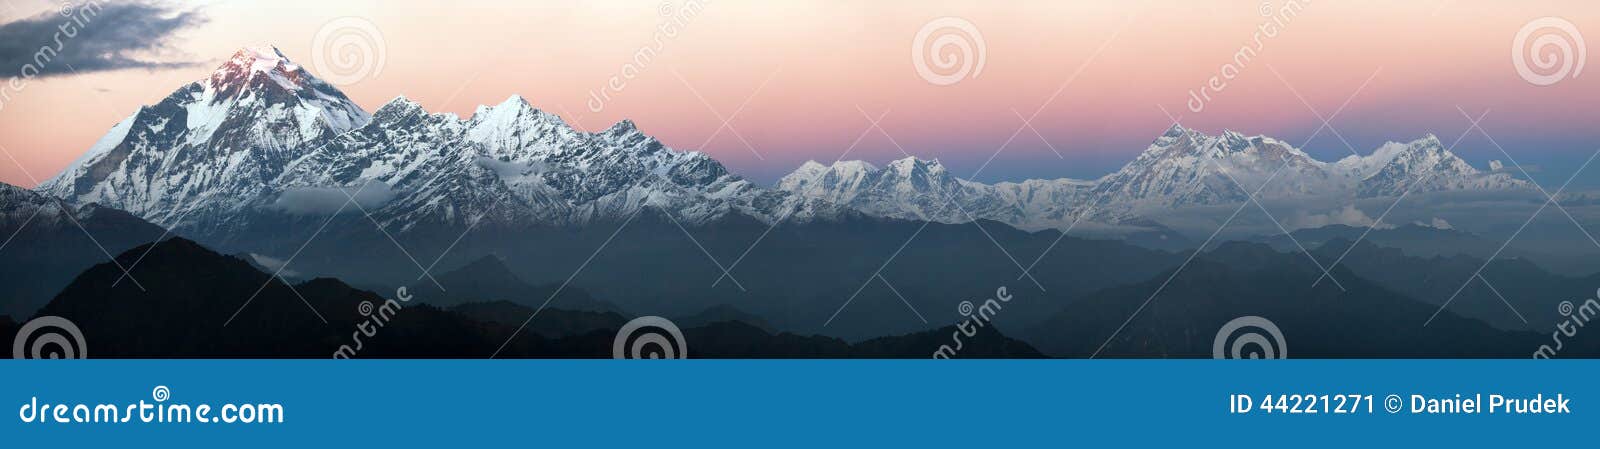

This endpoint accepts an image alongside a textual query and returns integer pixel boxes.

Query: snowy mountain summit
[37,46,370,229]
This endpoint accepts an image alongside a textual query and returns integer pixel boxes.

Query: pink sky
[1,0,1596,187]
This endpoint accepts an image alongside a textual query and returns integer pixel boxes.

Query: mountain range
[33,46,1529,245]
[2,46,1589,358]
[36,47,854,247]
[777,126,1528,230]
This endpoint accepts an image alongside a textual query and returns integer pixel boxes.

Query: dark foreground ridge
[24,238,1042,358]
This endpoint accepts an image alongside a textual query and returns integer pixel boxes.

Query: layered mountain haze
[1019,241,1592,358]
[0,183,166,317]
[403,254,623,314]
[777,125,1531,230]
[28,237,1043,358]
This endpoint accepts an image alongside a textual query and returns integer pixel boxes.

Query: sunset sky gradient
[0,0,1596,188]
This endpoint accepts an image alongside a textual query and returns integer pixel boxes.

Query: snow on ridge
[34,47,1536,239]
[775,127,1533,229]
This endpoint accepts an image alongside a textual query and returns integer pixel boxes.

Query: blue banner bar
[2,360,1591,447]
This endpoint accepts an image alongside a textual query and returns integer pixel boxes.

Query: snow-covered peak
[604,119,640,135]
[1351,135,1445,167]
[37,47,373,228]
[207,46,310,92]
[1219,130,1249,153]
[468,95,563,130]
[236,46,294,72]
[833,160,879,173]
[373,95,429,119]
[468,95,557,124]
[1336,137,1427,177]
[885,156,947,177]
[3,182,76,226]
[1143,124,1216,157]
[1162,123,1187,138]
[776,160,878,192]
[1140,126,1311,161]
[1352,134,1526,197]
[459,95,580,162]
[800,160,879,174]
[776,155,1089,228]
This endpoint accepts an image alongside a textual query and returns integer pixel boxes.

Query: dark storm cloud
[0,1,206,78]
